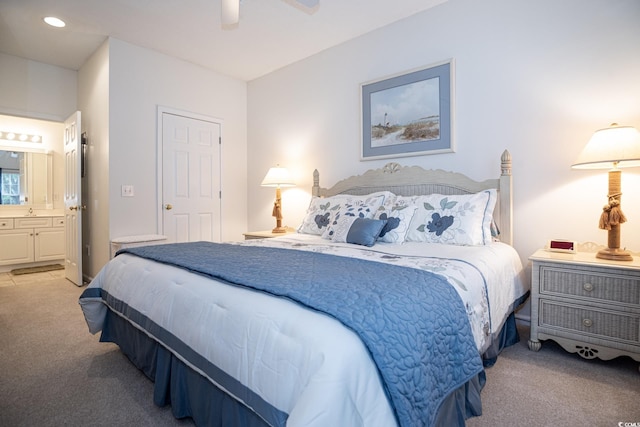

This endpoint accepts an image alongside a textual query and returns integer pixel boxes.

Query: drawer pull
[583,283,594,292]
[582,318,593,327]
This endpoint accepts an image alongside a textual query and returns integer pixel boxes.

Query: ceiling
[0,0,448,81]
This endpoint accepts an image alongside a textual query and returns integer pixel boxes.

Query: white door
[160,111,221,243]
[64,111,82,286]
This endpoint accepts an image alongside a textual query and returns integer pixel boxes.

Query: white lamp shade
[261,166,295,187]
[572,124,640,169]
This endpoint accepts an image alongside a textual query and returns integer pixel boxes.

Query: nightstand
[528,249,640,369]
[243,229,295,240]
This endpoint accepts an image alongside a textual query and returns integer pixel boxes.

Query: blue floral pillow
[321,195,385,239]
[405,190,497,245]
[330,217,387,247]
[297,194,385,236]
[373,196,418,243]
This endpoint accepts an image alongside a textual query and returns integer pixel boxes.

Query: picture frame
[361,59,454,160]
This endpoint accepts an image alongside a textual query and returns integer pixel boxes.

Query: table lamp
[572,123,640,261]
[261,166,295,233]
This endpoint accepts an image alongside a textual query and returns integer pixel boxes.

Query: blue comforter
[113,241,483,427]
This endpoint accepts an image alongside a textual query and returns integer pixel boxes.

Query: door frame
[156,106,223,240]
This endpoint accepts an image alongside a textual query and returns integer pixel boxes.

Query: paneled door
[64,111,82,286]
[159,110,221,243]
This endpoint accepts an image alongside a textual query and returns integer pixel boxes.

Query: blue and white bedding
[244,234,527,355]
[79,234,526,427]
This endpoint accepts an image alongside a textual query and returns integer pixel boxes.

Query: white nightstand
[243,228,295,240]
[528,249,640,370]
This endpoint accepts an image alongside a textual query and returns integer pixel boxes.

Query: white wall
[78,40,110,278]
[247,0,640,279]
[0,52,77,121]
[106,38,248,245]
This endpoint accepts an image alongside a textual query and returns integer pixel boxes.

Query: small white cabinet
[0,216,65,266]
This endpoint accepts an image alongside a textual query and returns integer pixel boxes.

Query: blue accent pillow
[330,217,387,247]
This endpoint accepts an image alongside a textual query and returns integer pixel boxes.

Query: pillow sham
[373,196,418,243]
[405,189,497,245]
[321,195,385,239]
[330,217,387,247]
[297,194,386,236]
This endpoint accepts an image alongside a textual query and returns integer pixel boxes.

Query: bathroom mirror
[0,146,53,209]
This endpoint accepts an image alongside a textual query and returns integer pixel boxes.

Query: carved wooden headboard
[312,150,513,245]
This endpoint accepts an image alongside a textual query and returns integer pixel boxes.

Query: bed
[79,150,528,427]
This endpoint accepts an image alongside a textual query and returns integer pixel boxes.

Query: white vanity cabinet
[0,216,65,266]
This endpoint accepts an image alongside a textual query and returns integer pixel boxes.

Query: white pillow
[373,195,418,243]
[405,190,497,245]
[297,194,386,236]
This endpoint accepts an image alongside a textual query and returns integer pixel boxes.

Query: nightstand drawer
[540,266,640,306]
[539,300,640,344]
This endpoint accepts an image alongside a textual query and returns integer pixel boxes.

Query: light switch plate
[121,185,134,197]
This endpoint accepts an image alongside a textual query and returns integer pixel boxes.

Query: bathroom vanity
[0,216,65,268]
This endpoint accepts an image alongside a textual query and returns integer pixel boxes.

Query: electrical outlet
[121,185,134,197]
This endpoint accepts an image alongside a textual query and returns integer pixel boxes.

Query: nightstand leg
[528,339,541,352]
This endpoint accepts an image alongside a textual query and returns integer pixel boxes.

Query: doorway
[157,108,222,243]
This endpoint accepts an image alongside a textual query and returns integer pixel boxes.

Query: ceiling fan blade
[296,0,319,7]
[221,0,319,29]
[221,0,240,27]
[282,0,320,14]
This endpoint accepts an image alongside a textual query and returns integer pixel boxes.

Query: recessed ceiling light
[44,16,66,28]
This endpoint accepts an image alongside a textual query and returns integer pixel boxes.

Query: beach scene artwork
[370,77,440,148]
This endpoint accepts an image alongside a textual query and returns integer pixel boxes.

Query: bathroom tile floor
[0,268,67,287]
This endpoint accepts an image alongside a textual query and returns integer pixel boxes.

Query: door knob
[165,204,173,210]
[69,206,77,211]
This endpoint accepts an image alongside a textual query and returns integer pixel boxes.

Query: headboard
[312,150,513,245]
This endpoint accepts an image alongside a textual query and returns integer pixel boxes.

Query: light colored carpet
[0,276,192,427]
[0,276,638,426]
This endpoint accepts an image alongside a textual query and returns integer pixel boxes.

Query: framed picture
[361,59,454,160]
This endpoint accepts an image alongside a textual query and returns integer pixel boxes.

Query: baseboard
[515,313,531,326]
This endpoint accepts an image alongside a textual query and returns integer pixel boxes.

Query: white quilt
[80,235,526,427]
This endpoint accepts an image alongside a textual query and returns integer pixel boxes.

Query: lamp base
[272,226,288,234]
[596,247,633,262]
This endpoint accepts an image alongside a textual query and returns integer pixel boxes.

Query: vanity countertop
[0,211,64,218]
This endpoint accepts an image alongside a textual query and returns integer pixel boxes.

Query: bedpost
[312,169,320,197]
[499,150,513,245]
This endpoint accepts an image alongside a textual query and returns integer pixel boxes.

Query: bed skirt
[99,308,520,427]
[101,309,268,427]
